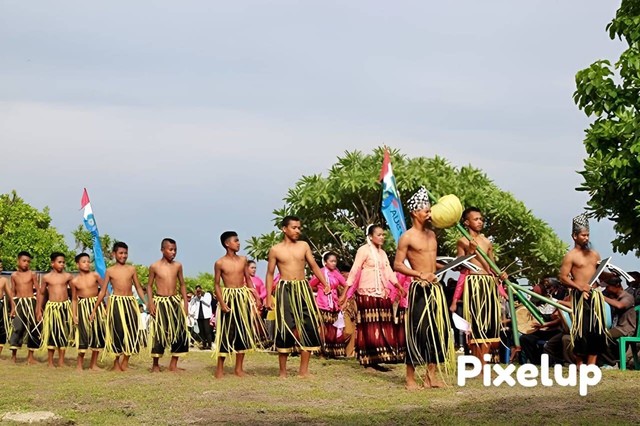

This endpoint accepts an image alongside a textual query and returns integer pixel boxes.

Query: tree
[185,272,214,293]
[72,225,115,265]
[573,0,640,255]
[0,190,73,271]
[246,148,567,282]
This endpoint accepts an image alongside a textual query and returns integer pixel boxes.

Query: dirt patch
[2,411,59,423]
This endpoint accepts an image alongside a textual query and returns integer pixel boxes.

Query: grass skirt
[405,280,455,374]
[149,295,189,357]
[40,300,73,350]
[105,295,140,356]
[77,296,106,352]
[275,280,322,353]
[463,274,501,345]
[570,289,609,356]
[9,297,41,350]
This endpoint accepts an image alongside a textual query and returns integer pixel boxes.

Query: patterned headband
[407,187,431,212]
[572,213,589,234]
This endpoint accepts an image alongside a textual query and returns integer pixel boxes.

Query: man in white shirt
[189,286,214,349]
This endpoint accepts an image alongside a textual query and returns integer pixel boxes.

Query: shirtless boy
[8,251,41,364]
[147,238,189,372]
[265,215,330,378]
[92,242,146,371]
[38,252,74,367]
[451,207,506,361]
[213,231,262,378]
[70,253,106,371]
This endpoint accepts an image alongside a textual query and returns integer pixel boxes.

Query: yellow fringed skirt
[9,297,41,350]
[406,280,455,375]
[275,280,322,353]
[40,300,73,350]
[570,289,609,356]
[213,287,266,357]
[463,274,501,345]
[77,296,106,352]
[104,295,140,356]
[149,295,189,357]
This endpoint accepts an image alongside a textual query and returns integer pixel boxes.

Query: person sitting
[600,276,636,366]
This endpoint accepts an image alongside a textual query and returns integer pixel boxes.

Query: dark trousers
[520,329,562,365]
[197,318,213,349]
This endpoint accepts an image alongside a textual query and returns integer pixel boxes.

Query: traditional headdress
[407,187,431,212]
[572,213,589,234]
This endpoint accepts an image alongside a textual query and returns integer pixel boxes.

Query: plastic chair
[619,305,640,370]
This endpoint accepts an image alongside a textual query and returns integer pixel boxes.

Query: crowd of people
[1,188,638,389]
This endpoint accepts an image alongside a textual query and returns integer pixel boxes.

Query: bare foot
[151,365,161,373]
[405,380,422,391]
[298,372,314,379]
[169,366,185,372]
[76,365,84,372]
[278,371,287,379]
[48,362,55,368]
[27,358,39,365]
[89,365,101,372]
[215,370,224,379]
[430,379,447,388]
[234,370,246,377]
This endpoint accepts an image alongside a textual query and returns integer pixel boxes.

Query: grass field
[1,349,639,425]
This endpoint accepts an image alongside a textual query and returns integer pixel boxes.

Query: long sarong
[105,295,140,356]
[40,300,73,350]
[405,280,455,373]
[275,280,322,353]
[319,309,347,358]
[77,296,106,352]
[463,274,501,345]
[150,295,189,358]
[9,297,41,350]
[355,294,405,365]
[570,289,609,356]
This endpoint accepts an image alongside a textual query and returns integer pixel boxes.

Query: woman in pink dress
[309,252,348,357]
[345,224,407,369]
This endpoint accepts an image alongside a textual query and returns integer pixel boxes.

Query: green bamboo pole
[506,277,520,352]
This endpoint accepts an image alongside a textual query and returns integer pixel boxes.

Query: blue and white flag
[81,188,107,279]
[379,149,407,245]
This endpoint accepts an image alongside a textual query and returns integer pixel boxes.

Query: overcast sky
[1,1,635,276]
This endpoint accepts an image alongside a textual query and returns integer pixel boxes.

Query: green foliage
[0,190,73,271]
[246,148,567,282]
[72,224,115,268]
[185,272,214,293]
[573,0,640,255]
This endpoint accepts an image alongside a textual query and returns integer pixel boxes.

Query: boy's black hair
[113,241,128,252]
[161,238,176,248]
[220,231,238,248]
[50,252,65,262]
[17,251,32,259]
[281,215,301,227]
[75,253,90,263]
[462,207,482,222]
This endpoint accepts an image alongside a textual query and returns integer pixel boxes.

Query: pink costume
[346,245,398,298]
[309,267,347,311]
[251,276,267,302]
[387,272,410,308]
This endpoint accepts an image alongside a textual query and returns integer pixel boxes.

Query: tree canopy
[0,190,72,271]
[246,148,566,282]
[573,0,640,255]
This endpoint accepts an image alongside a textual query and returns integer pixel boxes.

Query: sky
[1,0,636,276]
